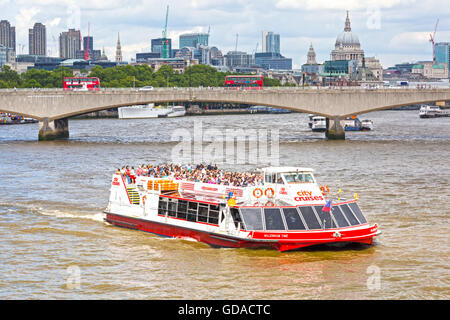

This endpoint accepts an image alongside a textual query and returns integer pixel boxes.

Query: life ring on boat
[265,201,275,207]
[320,185,330,195]
[142,195,147,205]
[265,187,275,198]
[253,188,263,198]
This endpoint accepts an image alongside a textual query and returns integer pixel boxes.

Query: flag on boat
[322,200,331,212]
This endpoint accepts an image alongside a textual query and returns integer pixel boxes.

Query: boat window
[208,206,219,225]
[282,172,314,184]
[348,202,367,224]
[197,204,209,223]
[240,208,264,230]
[158,198,168,215]
[330,206,349,228]
[314,206,334,229]
[187,202,197,222]
[265,174,272,183]
[282,208,306,230]
[298,206,322,230]
[177,200,187,220]
[167,199,177,217]
[230,208,245,230]
[263,208,285,230]
[188,202,198,210]
[340,204,360,226]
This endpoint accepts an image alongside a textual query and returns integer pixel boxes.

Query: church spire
[344,10,351,32]
[115,32,122,62]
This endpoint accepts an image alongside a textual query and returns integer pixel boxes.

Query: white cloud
[2,0,450,66]
[275,0,416,10]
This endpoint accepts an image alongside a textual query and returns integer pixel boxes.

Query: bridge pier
[326,116,345,140]
[38,117,69,141]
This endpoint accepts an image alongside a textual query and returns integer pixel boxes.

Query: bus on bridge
[225,75,263,90]
[63,77,101,91]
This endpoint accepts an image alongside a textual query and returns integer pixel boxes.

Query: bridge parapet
[1,87,449,140]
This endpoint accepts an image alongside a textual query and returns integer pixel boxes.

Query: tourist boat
[360,119,374,131]
[344,117,373,131]
[104,166,380,252]
[118,104,186,119]
[311,116,327,132]
[308,114,314,128]
[419,105,449,118]
[167,105,186,117]
[0,113,37,125]
[249,106,291,114]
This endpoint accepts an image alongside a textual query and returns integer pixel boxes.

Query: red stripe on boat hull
[104,212,378,252]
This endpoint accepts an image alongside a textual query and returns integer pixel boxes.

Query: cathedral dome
[335,11,360,47]
[335,31,360,47]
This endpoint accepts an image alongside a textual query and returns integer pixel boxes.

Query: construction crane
[429,18,439,64]
[162,5,169,59]
[253,42,259,55]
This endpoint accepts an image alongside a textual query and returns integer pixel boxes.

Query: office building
[0,20,15,62]
[411,61,448,79]
[262,31,268,53]
[0,20,15,51]
[210,46,224,66]
[435,42,450,77]
[255,52,292,70]
[74,36,101,60]
[264,32,280,54]
[136,52,160,63]
[29,23,46,56]
[224,51,254,69]
[59,29,81,59]
[179,33,209,48]
[151,38,172,58]
[83,36,93,57]
[0,44,7,67]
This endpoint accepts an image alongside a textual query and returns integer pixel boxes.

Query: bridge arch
[1,88,449,140]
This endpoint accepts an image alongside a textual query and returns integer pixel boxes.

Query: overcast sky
[3,0,450,68]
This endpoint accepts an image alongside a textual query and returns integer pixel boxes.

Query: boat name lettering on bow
[294,191,324,201]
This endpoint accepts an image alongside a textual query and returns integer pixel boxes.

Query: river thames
[0,110,449,299]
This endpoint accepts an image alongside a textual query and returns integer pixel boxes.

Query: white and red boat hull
[104,211,379,252]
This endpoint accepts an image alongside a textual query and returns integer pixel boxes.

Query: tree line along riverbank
[0,64,293,89]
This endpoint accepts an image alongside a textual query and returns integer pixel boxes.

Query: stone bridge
[1,87,449,140]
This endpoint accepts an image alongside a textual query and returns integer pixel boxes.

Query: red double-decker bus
[224,75,263,90]
[63,77,101,91]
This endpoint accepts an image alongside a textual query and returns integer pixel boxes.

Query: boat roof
[259,167,314,173]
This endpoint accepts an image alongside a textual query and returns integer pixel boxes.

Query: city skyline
[2,0,450,68]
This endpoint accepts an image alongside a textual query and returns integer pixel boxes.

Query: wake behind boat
[104,164,380,252]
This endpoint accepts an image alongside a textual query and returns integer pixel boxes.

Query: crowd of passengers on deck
[116,163,264,187]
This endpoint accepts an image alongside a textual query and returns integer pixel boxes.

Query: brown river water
[0,110,449,299]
